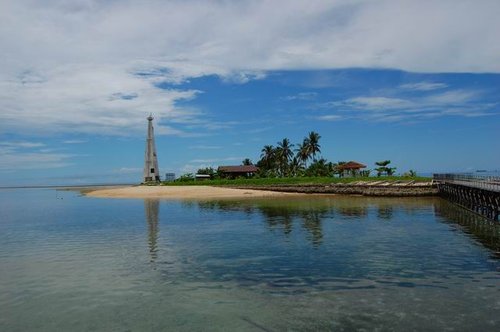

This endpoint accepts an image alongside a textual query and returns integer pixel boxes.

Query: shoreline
[233,181,438,197]
[84,185,300,200]
[84,181,437,199]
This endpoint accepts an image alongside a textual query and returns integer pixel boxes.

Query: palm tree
[306,131,321,161]
[260,145,275,171]
[296,140,310,168]
[306,158,331,177]
[276,138,294,177]
[289,156,305,177]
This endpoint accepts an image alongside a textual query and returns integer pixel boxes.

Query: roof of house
[338,161,367,170]
[218,165,259,173]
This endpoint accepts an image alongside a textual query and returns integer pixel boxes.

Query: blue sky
[0,1,499,185]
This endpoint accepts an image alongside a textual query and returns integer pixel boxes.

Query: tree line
[193,131,410,179]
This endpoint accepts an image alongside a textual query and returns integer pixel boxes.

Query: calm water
[1,189,499,331]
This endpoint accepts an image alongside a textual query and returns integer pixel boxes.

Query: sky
[0,0,499,186]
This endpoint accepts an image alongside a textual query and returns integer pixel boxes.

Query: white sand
[85,185,295,200]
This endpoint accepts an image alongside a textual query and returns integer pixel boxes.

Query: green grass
[161,176,431,186]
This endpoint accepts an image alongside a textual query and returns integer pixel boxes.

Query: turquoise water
[0,189,499,331]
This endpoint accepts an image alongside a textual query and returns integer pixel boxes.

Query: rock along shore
[231,181,438,197]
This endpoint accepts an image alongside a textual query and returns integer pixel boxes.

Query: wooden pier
[434,174,500,221]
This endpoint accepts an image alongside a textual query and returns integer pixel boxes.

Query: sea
[0,188,499,331]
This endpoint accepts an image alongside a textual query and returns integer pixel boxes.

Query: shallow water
[0,189,499,331]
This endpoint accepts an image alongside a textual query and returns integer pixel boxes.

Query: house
[218,165,259,179]
[337,161,367,177]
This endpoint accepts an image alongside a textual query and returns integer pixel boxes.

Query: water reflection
[377,206,394,220]
[197,199,331,246]
[338,206,368,217]
[3,190,500,332]
[194,197,500,255]
[434,200,500,257]
[300,209,327,245]
[258,205,295,235]
[144,199,159,262]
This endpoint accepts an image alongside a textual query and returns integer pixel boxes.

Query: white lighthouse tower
[143,114,160,182]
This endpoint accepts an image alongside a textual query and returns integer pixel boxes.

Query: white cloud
[316,89,496,122]
[62,140,87,144]
[423,90,478,105]
[400,82,448,91]
[0,0,499,136]
[339,97,415,110]
[283,92,318,101]
[0,141,45,148]
[0,151,74,171]
[315,115,343,121]
[0,63,204,136]
[0,140,78,171]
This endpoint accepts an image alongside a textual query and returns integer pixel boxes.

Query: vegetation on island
[164,131,427,185]
[165,175,430,186]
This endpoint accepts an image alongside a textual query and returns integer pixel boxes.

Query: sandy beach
[85,185,296,200]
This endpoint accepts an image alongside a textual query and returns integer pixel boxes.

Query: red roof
[218,165,259,173]
[338,161,366,170]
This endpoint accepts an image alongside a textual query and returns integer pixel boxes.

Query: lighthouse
[143,114,160,182]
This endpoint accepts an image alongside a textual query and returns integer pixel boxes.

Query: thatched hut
[338,161,367,177]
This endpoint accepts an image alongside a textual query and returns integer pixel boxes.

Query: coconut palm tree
[296,140,310,168]
[276,138,294,177]
[260,145,275,171]
[306,131,321,161]
[289,156,305,177]
[306,158,332,177]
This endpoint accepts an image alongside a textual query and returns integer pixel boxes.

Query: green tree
[177,173,194,182]
[306,131,321,161]
[242,158,253,165]
[296,141,310,168]
[375,160,396,176]
[403,169,417,177]
[289,156,305,177]
[276,138,294,177]
[260,145,275,169]
[306,158,333,177]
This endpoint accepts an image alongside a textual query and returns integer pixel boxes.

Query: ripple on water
[0,191,499,331]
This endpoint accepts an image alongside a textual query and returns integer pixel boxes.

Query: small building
[164,173,176,182]
[218,165,259,179]
[338,161,367,177]
[195,174,211,181]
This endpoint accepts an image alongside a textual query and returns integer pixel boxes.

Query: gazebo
[337,161,367,177]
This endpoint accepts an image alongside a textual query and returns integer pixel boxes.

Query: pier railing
[433,173,500,193]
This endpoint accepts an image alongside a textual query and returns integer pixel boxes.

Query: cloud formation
[283,92,318,101]
[400,82,448,91]
[1,0,499,136]
[316,89,496,122]
[0,141,74,171]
